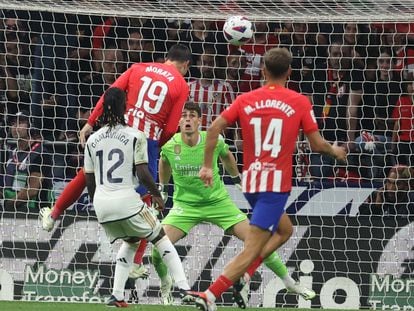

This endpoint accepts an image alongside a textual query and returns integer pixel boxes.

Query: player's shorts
[162,196,247,234]
[243,192,289,234]
[101,204,162,243]
[136,139,159,195]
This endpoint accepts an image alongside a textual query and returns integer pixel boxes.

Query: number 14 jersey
[221,84,318,193]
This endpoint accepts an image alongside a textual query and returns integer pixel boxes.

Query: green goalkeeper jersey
[160,131,230,206]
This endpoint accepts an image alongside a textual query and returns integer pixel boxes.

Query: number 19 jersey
[88,62,189,146]
[221,84,318,193]
[84,125,148,223]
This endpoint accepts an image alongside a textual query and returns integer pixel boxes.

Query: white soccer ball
[223,16,253,46]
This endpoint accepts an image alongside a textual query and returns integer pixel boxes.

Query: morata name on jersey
[90,130,129,148]
[244,99,295,117]
[145,66,175,82]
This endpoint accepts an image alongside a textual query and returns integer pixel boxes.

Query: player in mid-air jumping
[195,48,347,311]
[83,87,192,307]
[40,44,192,281]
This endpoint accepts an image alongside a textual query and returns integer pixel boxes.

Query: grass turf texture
[0,301,361,311]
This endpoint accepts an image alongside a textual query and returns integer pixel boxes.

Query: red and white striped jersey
[188,79,235,129]
[221,84,319,193]
[88,62,189,146]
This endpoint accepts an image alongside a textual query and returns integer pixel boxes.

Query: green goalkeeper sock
[263,252,289,279]
[151,247,169,279]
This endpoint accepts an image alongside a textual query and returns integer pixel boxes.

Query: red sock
[208,275,233,298]
[51,170,86,219]
[246,256,264,278]
[134,239,148,264]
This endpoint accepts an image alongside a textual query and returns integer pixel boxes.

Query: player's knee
[150,227,166,244]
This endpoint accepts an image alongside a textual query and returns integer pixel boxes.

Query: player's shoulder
[163,133,182,149]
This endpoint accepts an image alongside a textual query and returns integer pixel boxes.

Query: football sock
[264,252,296,287]
[207,275,233,300]
[151,247,169,279]
[113,241,138,301]
[263,252,289,278]
[51,169,86,219]
[133,239,148,264]
[154,236,189,290]
[246,256,264,279]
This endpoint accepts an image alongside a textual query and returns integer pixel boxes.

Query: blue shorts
[136,139,159,195]
[244,192,289,233]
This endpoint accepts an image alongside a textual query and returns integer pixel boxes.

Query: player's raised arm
[79,68,133,146]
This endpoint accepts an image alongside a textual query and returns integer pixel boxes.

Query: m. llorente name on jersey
[174,163,201,176]
[243,99,295,117]
[90,129,129,149]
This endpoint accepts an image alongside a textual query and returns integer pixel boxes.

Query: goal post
[0,1,413,310]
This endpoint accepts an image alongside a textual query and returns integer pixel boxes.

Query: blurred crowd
[0,9,413,213]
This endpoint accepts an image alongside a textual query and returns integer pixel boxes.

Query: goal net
[0,1,413,309]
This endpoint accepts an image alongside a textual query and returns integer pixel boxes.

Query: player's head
[101,87,126,128]
[166,44,191,76]
[262,47,292,81]
[180,101,201,135]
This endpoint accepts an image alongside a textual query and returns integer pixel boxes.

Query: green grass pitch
[0,301,361,311]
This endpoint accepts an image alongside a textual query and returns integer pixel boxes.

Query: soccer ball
[223,16,253,46]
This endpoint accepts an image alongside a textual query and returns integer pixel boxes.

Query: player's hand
[79,123,93,147]
[151,196,165,212]
[39,207,56,232]
[231,174,242,191]
[332,142,347,162]
[199,167,213,187]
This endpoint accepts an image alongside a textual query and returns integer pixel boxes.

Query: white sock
[112,241,138,300]
[155,236,190,290]
[282,274,296,288]
[206,289,216,302]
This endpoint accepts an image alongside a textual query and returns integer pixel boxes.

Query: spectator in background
[392,78,414,167]
[280,23,325,96]
[31,12,79,141]
[237,21,278,93]
[383,23,414,80]
[0,16,33,116]
[225,50,247,95]
[310,41,359,180]
[188,46,235,130]
[120,27,154,66]
[180,19,227,78]
[349,47,401,179]
[359,165,413,216]
[1,111,53,211]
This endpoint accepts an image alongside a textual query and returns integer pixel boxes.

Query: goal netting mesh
[0,1,413,309]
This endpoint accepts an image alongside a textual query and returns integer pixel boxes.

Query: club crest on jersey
[174,144,181,155]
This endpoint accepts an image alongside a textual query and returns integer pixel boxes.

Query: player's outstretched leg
[286,282,316,300]
[264,252,315,300]
[151,247,173,304]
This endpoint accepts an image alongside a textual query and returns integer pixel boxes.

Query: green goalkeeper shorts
[162,196,247,234]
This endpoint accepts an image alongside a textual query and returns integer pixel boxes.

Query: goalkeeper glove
[231,174,242,191]
[39,207,56,232]
[158,184,169,203]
